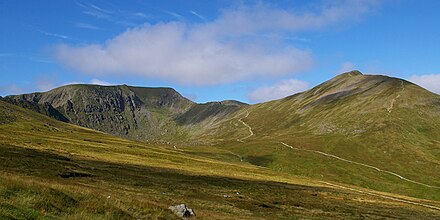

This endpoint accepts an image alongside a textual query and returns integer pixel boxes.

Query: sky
[1,0,439,103]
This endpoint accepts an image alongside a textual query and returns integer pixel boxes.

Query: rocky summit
[4,84,246,142]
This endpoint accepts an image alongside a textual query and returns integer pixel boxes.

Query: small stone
[169,204,195,218]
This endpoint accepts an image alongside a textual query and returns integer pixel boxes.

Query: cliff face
[5,84,244,142]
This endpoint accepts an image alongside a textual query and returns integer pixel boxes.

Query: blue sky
[1,0,439,103]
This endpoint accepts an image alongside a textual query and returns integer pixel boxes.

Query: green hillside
[200,71,440,201]
[2,98,440,219]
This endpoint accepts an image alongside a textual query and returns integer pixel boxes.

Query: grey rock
[169,204,195,218]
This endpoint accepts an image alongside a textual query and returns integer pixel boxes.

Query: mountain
[4,99,440,219]
[232,70,440,138]
[204,70,440,201]
[4,84,245,142]
[4,70,440,204]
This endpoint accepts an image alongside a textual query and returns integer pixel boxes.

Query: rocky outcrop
[169,204,195,218]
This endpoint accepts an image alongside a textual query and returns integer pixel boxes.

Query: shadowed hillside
[4,85,244,142]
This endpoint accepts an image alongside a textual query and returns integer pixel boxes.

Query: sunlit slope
[202,71,440,200]
[2,101,440,219]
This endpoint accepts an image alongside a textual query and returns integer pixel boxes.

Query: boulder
[169,204,195,218]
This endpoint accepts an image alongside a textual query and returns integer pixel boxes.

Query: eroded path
[237,110,254,142]
[387,80,404,113]
[281,142,440,189]
[322,181,440,211]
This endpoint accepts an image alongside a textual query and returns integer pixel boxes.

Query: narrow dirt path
[237,110,254,142]
[387,80,404,113]
[322,181,440,211]
[229,151,243,161]
[281,142,440,189]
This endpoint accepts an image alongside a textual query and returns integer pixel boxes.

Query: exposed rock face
[5,84,245,142]
[169,204,195,218]
[3,96,69,122]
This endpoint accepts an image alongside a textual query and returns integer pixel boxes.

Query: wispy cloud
[75,22,100,30]
[55,0,379,86]
[161,9,184,20]
[409,74,440,94]
[190,10,206,21]
[75,1,146,27]
[28,56,55,64]
[38,29,75,40]
[87,2,113,14]
[133,12,148,18]
[248,79,309,103]
[76,1,113,19]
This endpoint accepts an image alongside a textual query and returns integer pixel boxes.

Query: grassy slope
[192,72,440,202]
[2,101,440,219]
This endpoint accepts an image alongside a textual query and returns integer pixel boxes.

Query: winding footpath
[387,80,404,113]
[235,111,440,189]
[234,111,440,211]
[281,142,440,189]
[236,110,254,142]
[322,181,440,211]
[234,110,440,211]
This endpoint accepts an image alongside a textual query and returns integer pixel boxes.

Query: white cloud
[248,79,309,103]
[202,1,379,37]
[55,1,379,86]
[409,74,440,94]
[55,22,313,85]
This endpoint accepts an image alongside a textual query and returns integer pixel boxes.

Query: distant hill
[4,84,245,142]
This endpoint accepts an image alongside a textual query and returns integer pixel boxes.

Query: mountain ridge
[4,71,439,143]
[4,84,244,142]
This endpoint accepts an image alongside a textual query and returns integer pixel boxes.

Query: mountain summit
[4,84,243,141]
